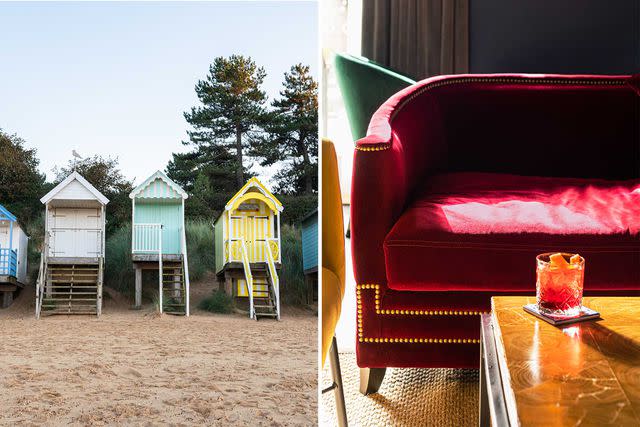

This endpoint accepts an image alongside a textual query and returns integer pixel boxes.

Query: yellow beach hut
[214,177,282,320]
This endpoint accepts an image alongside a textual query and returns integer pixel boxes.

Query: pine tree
[183,55,268,190]
[166,144,238,194]
[0,130,46,222]
[187,171,214,219]
[257,64,318,195]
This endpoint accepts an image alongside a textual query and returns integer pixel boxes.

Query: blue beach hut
[0,204,29,307]
[130,170,190,316]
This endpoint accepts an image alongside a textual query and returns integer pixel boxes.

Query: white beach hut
[35,171,109,318]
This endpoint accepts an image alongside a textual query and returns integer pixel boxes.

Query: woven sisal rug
[321,353,479,426]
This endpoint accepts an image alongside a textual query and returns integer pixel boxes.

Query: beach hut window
[238,203,259,211]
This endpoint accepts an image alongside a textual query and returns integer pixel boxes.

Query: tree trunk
[235,125,244,188]
[299,135,313,194]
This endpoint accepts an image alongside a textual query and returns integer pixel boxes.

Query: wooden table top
[492,296,640,426]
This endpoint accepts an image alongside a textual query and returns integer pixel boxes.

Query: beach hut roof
[226,177,283,213]
[129,170,188,200]
[40,171,109,205]
[0,204,17,222]
[301,209,318,224]
[0,204,29,235]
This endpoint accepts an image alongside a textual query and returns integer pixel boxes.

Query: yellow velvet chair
[321,139,347,426]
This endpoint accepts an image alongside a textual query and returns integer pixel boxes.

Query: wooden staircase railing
[35,233,49,319]
[97,256,103,316]
[239,240,255,319]
[264,241,280,321]
[180,225,190,316]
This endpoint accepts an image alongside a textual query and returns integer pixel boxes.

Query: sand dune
[0,282,317,426]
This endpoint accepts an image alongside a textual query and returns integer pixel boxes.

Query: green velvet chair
[334,53,416,141]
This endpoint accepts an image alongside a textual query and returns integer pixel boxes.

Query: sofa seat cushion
[384,172,640,292]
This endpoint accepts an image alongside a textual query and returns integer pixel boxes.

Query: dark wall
[470,0,640,74]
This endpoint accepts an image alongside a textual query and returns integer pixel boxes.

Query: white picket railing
[132,223,163,253]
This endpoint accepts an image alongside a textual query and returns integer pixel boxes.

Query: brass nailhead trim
[355,76,626,153]
[356,283,486,343]
[355,145,389,152]
[360,337,480,344]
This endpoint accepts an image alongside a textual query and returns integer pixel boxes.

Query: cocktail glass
[536,252,585,317]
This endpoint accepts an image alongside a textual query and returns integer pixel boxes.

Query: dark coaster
[523,303,600,326]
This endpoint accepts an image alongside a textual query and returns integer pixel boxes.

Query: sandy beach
[0,281,317,426]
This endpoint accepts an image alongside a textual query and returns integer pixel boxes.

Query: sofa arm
[351,144,414,286]
[351,77,450,286]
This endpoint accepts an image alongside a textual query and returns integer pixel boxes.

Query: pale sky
[0,1,318,186]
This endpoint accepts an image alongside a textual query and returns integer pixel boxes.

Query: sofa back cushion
[397,77,639,180]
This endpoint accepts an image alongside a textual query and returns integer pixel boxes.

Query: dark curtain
[362,0,469,79]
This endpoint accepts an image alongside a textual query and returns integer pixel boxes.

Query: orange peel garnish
[549,253,570,268]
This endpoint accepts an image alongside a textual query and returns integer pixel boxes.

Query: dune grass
[198,290,234,313]
[279,224,307,305]
[104,224,135,294]
[103,220,308,307]
[184,220,215,282]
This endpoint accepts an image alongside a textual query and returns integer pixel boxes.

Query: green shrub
[278,194,317,225]
[104,224,135,294]
[279,224,307,305]
[26,214,45,284]
[198,290,234,313]
[185,219,215,281]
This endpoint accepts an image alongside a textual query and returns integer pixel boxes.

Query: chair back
[335,52,415,141]
[321,139,346,366]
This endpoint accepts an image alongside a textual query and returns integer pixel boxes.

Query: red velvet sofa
[351,74,640,393]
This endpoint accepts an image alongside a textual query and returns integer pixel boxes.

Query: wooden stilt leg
[1,291,13,308]
[359,367,386,395]
[224,272,233,295]
[134,266,142,309]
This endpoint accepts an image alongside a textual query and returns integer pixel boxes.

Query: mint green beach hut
[130,170,190,316]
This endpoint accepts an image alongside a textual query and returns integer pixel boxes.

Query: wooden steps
[161,260,186,316]
[39,263,101,316]
[251,275,278,320]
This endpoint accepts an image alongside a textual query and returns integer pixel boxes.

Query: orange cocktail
[536,253,585,317]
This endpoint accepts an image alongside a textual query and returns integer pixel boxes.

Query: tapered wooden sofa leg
[328,337,348,427]
[359,367,386,395]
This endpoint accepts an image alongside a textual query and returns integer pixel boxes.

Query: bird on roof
[72,150,82,159]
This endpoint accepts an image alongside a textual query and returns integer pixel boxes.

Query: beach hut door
[0,225,8,248]
[232,215,268,262]
[249,216,268,262]
[50,208,101,257]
